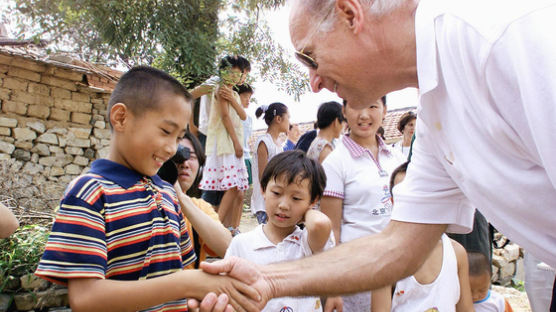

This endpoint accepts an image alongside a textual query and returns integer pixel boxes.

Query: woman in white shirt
[320,96,404,311]
[307,101,345,163]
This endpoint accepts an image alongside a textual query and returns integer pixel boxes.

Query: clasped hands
[188,256,272,312]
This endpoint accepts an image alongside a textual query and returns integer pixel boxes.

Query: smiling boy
[35,66,257,312]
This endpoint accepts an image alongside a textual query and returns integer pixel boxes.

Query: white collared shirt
[226,225,334,311]
[392,0,556,266]
[323,135,405,243]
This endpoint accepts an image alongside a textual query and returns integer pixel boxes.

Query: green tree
[7,0,309,96]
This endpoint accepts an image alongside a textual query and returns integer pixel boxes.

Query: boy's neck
[262,223,296,245]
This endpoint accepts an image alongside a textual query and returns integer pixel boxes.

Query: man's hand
[188,257,272,312]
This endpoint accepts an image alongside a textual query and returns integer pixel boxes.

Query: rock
[492,254,508,268]
[0,141,15,154]
[0,293,12,312]
[69,127,91,139]
[31,143,51,156]
[84,148,95,159]
[503,244,520,262]
[65,147,83,155]
[3,276,20,291]
[13,148,31,161]
[65,164,82,175]
[0,117,17,128]
[0,153,10,160]
[499,261,516,281]
[94,120,106,129]
[97,146,110,159]
[47,127,68,135]
[20,273,49,291]
[66,137,90,148]
[49,146,64,156]
[23,162,43,175]
[39,156,57,167]
[50,167,65,176]
[13,127,36,141]
[73,155,89,166]
[14,140,33,150]
[491,265,499,283]
[37,133,59,145]
[14,287,68,311]
[27,121,46,134]
[31,152,39,163]
[0,127,10,136]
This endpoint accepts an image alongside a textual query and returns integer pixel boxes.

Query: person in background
[319,97,404,311]
[251,103,290,224]
[199,56,250,234]
[392,111,416,159]
[284,124,302,151]
[235,83,255,188]
[171,132,232,267]
[0,202,19,238]
[295,121,318,152]
[524,252,555,312]
[307,101,345,163]
[189,56,250,149]
[468,252,514,312]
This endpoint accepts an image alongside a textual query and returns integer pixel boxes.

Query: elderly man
[189,0,556,311]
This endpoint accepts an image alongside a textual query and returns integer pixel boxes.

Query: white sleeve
[322,151,345,199]
[300,228,336,257]
[391,122,474,234]
[224,236,242,259]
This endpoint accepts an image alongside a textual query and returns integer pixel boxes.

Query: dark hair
[234,83,254,95]
[255,102,288,126]
[218,55,251,74]
[342,96,386,107]
[468,251,492,277]
[181,131,206,198]
[397,111,417,133]
[107,66,191,127]
[316,101,344,129]
[389,161,409,192]
[260,150,326,202]
[377,126,385,139]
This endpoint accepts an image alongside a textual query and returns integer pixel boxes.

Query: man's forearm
[262,221,446,298]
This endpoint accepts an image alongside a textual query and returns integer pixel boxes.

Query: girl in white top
[371,164,474,312]
[250,102,289,224]
[391,111,416,159]
[307,101,345,163]
[320,97,404,311]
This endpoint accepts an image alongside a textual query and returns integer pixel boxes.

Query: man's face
[289,1,389,108]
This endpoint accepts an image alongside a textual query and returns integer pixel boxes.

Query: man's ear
[336,0,365,34]
[110,103,129,132]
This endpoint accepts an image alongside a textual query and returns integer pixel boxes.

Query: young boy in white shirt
[468,252,514,312]
[225,150,342,311]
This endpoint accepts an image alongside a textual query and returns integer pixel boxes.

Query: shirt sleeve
[35,176,107,286]
[322,152,345,199]
[391,123,474,234]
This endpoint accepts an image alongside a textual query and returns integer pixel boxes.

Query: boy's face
[239,92,252,109]
[239,69,250,84]
[469,272,491,302]
[110,92,190,177]
[263,174,315,229]
[221,66,243,85]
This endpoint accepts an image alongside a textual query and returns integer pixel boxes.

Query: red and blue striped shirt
[35,159,196,311]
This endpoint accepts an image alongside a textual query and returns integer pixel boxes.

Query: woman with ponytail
[251,102,290,224]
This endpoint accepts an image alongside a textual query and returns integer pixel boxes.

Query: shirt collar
[251,224,304,250]
[89,159,166,189]
[415,0,442,95]
[342,135,391,159]
[473,290,491,304]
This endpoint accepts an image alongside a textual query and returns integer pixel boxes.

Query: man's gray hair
[301,0,404,31]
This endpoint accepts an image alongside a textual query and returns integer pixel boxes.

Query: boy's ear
[110,103,129,132]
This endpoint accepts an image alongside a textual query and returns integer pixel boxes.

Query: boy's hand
[324,296,343,312]
[233,140,244,158]
[188,269,261,312]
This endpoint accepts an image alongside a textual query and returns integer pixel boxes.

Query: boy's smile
[109,92,191,177]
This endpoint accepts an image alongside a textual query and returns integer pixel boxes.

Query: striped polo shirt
[35,159,196,311]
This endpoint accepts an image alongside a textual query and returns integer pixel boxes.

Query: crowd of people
[0,0,554,311]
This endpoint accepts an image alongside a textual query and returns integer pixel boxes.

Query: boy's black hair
[234,83,254,95]
[255,102,288,126]
[218,55,251,73]
[389,161,409,192]
[316,101,345,129]
[260,150,326,203]
[468,251,492,277]
[107,66,191,127]
[342,96,386,107]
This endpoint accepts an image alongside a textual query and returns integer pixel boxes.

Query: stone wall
[0,51,116,213]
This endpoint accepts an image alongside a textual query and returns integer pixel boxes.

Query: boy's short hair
[260,150,326,203]
[468,251,492,277]
[234,83,254,95]
[389,161,409,191]
[107,66,191,126]
[218,55,251,73]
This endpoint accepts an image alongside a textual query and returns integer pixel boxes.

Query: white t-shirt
[242,115,253,160]
[392,234,460,312]
[323,135,405,243]
[391,140,410,160]
[226,225,334,312]
[473,290,507,312]
[392,0,556,267]
[198,76,220,135]
[250,133,283,215]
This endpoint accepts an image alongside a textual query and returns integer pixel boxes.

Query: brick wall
[0,50,119,212]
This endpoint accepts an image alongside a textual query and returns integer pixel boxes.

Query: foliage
[0,224,50,292]
[7,0,310,96]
